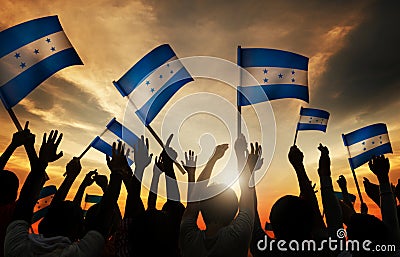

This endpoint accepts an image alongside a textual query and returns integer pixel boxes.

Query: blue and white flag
[334,191,356,203]
[238,48,309,106]
[297,107,330,132]
[342,123,392,170]
[83,194,102,215]
[90,118,137,165]
[113,44,193,125]
[0,16,82,109]
[32,185,57,223]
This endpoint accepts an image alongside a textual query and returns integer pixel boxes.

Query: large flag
[0,16,82,109]
[342,123,392,170]
[90,117,137,164]
[32,185,57,223]
[238,48,309,106]
[113,44,193,125]
[297,107,330,132]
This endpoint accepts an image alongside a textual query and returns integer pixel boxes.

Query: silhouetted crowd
[1,123,400,257]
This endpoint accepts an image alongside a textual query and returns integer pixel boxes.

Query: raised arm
[161,134,180,202]
[73,170,98,206]
[317,144,342,236]
[337,175,355,211]
[51,157,81,205]
[0,122,35,170]
[363,177,381,208]
[369,155,400,242]
[182,150,197,202]
[95,141,126,238]
[147,156,163,210]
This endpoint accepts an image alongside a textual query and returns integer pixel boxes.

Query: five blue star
[263,69,268,74]
[145,81,150,86]
[291,78,295,82]
[167,63,170,67]
[150,88,155,93]
[278,73,283,79]
[14,53,21,59]
[263,78,268,83]
[34,49,39,54]
[291,70,295,75]
[159,74,163,79]
[20,62,26,69]
[50,46,56,52]
[170,70,173,74]
[46,38,51,43]
[363,148,367,151]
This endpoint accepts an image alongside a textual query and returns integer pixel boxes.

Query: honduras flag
[342,123,392,170]
[113,44,193,125]
[90,118,137,165]
[32,185,57,223]
[297,107,330,132]
[0,16,82,109]
[238,48,309,106]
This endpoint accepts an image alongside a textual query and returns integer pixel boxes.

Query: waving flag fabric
[297,107,330,132]
[32,185,57,223]
[0,16,82,109]
[238,48,309,106]
[342,123,392,170]
[90,118,137,165]
[113,44,193,125]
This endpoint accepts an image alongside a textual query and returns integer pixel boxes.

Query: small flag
[297,107,330,132]
[113,44,193,125]
[334,191,357,203]
[0,16,82,109]
[342,123,392,170]
[238,48,309,106]
[90,118,137,165]
[83,194,102,216]
[32,185,57,223]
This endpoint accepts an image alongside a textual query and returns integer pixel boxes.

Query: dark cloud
[313,1,400,119]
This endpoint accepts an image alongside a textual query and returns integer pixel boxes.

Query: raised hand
[163,134,178,163]
[234,133,248,162]
[317,143,331,177]
[11,121,35,148]
[211,144,229,161]
[337,175,347,190]
[369,155,390,181]
[107,141,130,175]
[247,142,262,172]
[39,130,63,164]
[181,150,197,176]
[288,145,304,168]
[153,155,165,176]
[82,169,98,187]
[134,135,153,171]
[65,157,82,178]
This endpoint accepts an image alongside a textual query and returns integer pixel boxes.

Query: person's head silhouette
[200,184,239,227]
[0,170,19,205]
[270,195,314,240]
[39,201,84,241]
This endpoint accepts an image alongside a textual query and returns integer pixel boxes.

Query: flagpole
[123,95,186,175]
[293,106,302,145]
[78,128,108,159]
[237,45,242,137]
[342,134,364,210]
[0,90,23,131]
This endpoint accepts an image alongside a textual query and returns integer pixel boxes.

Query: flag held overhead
[113,44,193,125]
[297,107,330,132]
[342,123,392,170]
[0,16,82,109]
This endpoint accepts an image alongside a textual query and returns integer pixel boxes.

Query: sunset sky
[1,0,400,223]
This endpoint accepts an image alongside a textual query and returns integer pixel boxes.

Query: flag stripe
[300,108,330,119]
[128,56,180,108]
[242,67,307,87]
[343,123,388,146]
[107,119,139,148]
[90,136,134,165]
[0,48,82,109]
[114,44,176,96]
[349,143,392,169]
[135,67,193,125]
[32,206,50,223]
[38,185,57,198]
[0,31,72,86]
[237,84,309,106]
[348,133,390,157]
[297,123,327,132]
[299,115,328,125]
[240,48,308,70]
[0,16,62,58]
[85,194,102,204]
